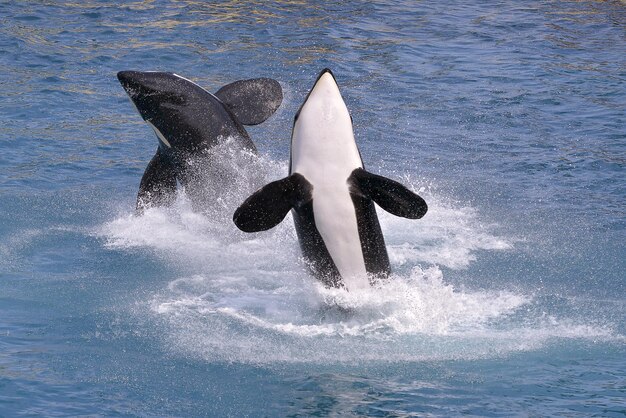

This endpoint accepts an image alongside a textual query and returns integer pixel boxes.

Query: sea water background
[0,1,624,416]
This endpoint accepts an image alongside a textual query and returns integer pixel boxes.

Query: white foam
[96,155,621,364]
[142,267,619,364]
[382,186,513,269]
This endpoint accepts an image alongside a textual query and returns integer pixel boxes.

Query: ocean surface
[1,0,625,416]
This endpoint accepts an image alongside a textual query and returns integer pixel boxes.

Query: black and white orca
[117,71,283,213]
[233,69,427,290]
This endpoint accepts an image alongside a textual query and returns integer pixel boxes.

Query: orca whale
[117,71,283,213]
[233,69,427,290]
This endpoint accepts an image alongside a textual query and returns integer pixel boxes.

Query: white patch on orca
[290,72,368,290]
[146,120,172,148]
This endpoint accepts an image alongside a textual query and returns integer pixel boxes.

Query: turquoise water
[1,1,625,416]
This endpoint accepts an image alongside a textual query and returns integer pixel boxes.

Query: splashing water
[97,154,618,365]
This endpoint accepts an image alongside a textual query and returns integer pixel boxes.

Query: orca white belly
[311,183,369,290]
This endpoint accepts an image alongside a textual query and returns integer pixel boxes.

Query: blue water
[1,0,625,416]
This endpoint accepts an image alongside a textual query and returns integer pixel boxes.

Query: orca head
[117,71,193,123]
[290,69,362,174]
[117,71,236,155]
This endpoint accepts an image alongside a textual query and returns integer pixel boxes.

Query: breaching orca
[117,71,283,213]
[233,69,427,290]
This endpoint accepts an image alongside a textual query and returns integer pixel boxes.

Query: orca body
[117,71,283,213]
[233,69,427,290]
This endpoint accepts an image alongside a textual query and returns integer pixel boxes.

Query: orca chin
[233,69,427,291]
[316,67,335,81]
[117,70,283,214]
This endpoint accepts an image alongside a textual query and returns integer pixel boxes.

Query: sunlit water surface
[0,1,624,416]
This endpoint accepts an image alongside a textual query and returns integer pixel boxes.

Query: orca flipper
[136,148,178,214]
[215,78,283,126]
[349,168,427,219]
[233,173,311,232]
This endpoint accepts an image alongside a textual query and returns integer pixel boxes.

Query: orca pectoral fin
[136,148,177,214]
[349,168,427,219]
[215,78,283,126]
[233,173,311,232]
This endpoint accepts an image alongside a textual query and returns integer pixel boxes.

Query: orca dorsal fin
[233,173,312,232]
[215,78,283,126]
[349,168,427,219]
[136,148,178,214]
